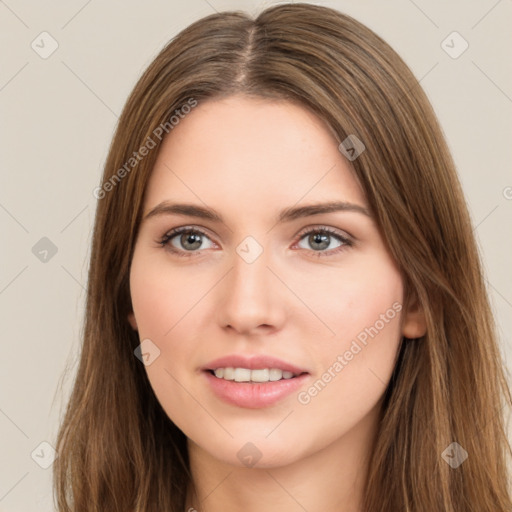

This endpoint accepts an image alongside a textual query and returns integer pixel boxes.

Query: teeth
[234,368,251,382]
[249,369,269,382]
[269,368,283,381]
[222,367,234,380]
[212,367,299,383]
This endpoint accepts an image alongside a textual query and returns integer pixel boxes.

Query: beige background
[1,0,511,510]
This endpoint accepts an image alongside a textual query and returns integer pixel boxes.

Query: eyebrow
[143,200,371,224]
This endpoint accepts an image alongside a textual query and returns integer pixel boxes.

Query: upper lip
[202,354,309,375]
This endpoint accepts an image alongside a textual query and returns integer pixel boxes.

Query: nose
[216,242,286,335]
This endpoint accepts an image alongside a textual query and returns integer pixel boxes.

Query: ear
[401,292,427,339]
[128,311,138,331]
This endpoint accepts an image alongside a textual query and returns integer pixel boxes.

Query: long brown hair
[53,3,512,511]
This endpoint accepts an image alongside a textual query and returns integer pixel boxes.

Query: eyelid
[294,223,354,241]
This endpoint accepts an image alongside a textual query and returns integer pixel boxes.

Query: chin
[211,440,306,470]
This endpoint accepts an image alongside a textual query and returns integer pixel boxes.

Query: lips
[202,354,309,375]
[201,354,311,408]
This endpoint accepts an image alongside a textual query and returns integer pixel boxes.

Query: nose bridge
[218,234,281,331]
[235,234,266,268]
[230,234,270,298]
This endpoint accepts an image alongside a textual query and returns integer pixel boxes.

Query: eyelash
[157,225,353,258]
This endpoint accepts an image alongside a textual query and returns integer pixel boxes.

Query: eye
[294,227,353,257]
[158,226,215,256]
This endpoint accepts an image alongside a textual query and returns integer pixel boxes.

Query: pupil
[182,233,202,250]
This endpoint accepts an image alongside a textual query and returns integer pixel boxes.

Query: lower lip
[203,370,310,409]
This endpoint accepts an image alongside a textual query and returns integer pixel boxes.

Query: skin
[128,95,426,512]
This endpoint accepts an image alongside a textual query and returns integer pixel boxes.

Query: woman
[53,3,512,511]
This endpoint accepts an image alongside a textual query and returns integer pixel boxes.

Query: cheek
[292,253,404,344]
[129,252,209,422]
[129,251,211,339]
[297,258,404,404]
[294,299,403,446]
[319,305,403,400]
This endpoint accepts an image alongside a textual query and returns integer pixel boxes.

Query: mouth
[205,367,308,383]
[202,367,311,409]
[200,354,310,408]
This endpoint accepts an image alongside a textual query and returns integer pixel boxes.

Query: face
[128,95,425,469]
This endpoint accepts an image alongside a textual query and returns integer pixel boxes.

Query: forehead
[143,95,367,215]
